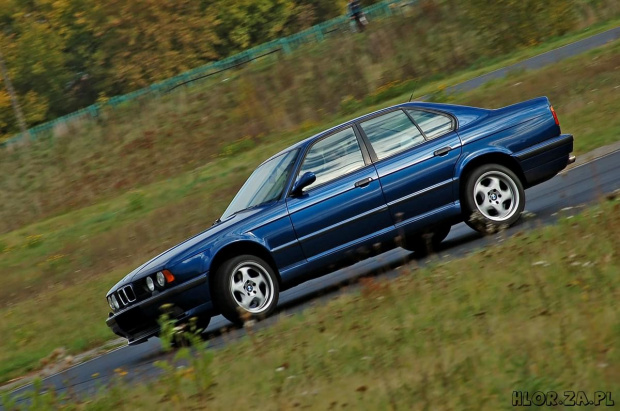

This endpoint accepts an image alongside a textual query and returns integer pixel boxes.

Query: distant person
[348,0,367,32]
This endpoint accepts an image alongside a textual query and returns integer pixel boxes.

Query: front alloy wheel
[229,261,275,313]
[463,164,525,233]
[213,255,279,325]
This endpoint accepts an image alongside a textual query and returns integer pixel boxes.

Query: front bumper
[106,273,213,345]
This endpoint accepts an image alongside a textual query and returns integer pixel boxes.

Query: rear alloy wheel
[213,255,279,325]
[463,164,525,233]
[402,224,451,255]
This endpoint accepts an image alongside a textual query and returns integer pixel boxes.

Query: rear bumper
[514,134,574,187]
[106,273,213,344]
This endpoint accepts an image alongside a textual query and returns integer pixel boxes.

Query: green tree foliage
[291,0,346,27]
[78,0,220,97]
[210,0,297,55]
[0,0,352,138]
[0,0,616,139]
[0,1,70,128]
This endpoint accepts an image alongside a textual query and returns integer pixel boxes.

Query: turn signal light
[162,269,175,283]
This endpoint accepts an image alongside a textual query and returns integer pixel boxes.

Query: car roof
[262,101,448,164]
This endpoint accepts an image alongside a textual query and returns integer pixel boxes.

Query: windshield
[221,149,299,220]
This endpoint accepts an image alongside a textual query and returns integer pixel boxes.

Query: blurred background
[0,0,619,396]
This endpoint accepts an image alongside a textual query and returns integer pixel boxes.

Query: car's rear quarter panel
[435,97,571,190]
[456,98,559,150]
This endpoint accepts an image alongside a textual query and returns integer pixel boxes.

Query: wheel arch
[457,151,526,199]
[208,241,281,291]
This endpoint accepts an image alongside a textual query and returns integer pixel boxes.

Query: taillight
[550,106,560,127]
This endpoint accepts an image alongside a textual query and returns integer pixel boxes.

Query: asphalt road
[5,26,620,406]
[440,26,620,96]
[6,148,620,406]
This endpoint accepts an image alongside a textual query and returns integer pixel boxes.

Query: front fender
[208,234,275,272]
[168,250,212,283]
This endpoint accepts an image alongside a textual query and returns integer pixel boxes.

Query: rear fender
[453,147,525,201]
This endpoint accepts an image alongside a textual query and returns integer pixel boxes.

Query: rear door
[286,126,394,261]
[357,108,462,230]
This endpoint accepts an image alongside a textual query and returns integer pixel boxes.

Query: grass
[357,16,620,110]
[419,38,620,155]
[0,36,619,386]
[6,195,619,409]
[1,8,619,233]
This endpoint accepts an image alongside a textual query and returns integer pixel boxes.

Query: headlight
[107,297,114,311]
[146,276,155,292]
[156,271,166,287]
[111,294,120,310]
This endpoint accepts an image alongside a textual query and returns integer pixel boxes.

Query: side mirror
[291,172,316,196]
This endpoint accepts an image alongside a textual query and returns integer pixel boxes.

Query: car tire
[401,224,451,255]
[462,164,525,233]
[212,255,279,325]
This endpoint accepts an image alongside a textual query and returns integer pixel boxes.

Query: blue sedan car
[106,97,574,344]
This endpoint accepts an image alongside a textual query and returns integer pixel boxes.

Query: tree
[79,0,220,96]
[291,0,346,27]
[209,0,298,56]
[0,1,71,136]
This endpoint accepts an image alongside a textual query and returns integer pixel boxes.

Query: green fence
[2,0,411,147]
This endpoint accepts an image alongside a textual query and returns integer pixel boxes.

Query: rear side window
[298,127,365,188]
[359,110,425,160]
[407,109,453,139]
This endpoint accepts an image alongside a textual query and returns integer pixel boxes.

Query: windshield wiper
[220,200,277,222]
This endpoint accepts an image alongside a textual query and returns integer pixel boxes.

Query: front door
[286,126,394,262]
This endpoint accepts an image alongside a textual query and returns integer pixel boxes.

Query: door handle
[434,146,452,156]
[354,177,373,188]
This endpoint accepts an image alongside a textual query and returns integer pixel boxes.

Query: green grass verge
[1,35,619,385]
[6,196,619,409]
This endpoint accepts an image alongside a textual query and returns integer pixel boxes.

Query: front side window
[359,110,425,160]
[221,149,299,220]
[407,109,453,139]
[298,127,365,188]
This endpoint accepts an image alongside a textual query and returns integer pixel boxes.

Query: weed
[24,235,43,249]
[154,310,214,403]
[339,95,362,115]
[126,191,145,213]
[219,136,256,158]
